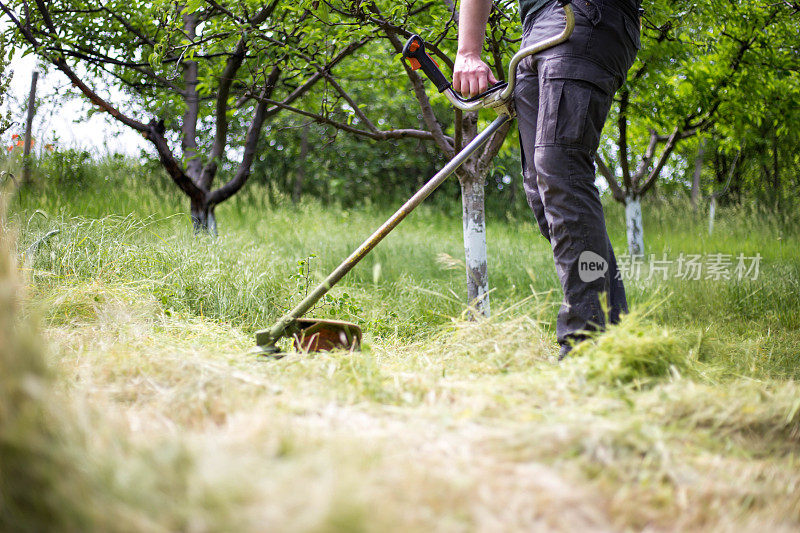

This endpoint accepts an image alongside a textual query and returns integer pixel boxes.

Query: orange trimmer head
[291,318,362,352]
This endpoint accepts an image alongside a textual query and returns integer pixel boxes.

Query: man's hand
[453,53,498,99]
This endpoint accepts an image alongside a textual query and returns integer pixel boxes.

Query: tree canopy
[2,0,798,216]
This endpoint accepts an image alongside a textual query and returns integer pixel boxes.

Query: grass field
[2,157,799,531]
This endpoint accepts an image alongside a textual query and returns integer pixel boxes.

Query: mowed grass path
[4,170,800,531]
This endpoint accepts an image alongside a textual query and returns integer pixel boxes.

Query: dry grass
[3,273,791,531]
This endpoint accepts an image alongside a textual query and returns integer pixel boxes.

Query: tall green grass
[7,154,798,380]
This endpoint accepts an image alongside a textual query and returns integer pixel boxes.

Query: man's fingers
[478,75,488,95]
[470,78,481,99]
[461,77,471,97]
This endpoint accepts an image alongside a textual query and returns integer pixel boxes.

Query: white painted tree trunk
[708,196,716,235]
[460,177,490,317]
[625,195,644,256]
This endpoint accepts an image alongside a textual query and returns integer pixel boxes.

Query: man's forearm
[453,0,497,97]
[457,0,493,57]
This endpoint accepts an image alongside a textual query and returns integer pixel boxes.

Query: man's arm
[453,0,498,98]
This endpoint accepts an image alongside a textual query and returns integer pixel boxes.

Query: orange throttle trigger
[406,39,420,69]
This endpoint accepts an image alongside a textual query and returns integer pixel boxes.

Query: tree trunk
[708,195,716,235]
[191,199,217,235]
[22,71,38,184]
[625,194,644,256]
[691,140,705,210]
[459,174,490,317]
[181,14,202,182]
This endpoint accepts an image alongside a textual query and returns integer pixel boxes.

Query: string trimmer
[252,1,575,358]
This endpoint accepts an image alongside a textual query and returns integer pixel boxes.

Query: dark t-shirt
[519,0,550,24]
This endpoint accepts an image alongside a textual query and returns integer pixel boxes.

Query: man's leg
[517,63,549,241]
[606,238,628,325]
[518,73,627,329]
[516,1,636,351]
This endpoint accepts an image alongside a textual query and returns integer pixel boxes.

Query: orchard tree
[0,0,374,232]
[596,0,800,255]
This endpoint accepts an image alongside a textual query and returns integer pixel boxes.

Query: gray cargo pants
[515,0,640,348]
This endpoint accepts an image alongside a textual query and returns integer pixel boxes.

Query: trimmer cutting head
[292,318,362,352]
[253,318,362,359]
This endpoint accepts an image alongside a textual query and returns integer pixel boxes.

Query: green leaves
[315,1,330,24]
[616,0,800,188]
[182,0,205,14]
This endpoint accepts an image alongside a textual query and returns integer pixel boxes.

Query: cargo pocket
[535,79,564,146]
[554,80,592,147]
[581,84,613,150]
[540,57,618,150]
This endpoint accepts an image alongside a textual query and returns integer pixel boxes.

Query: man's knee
[532,144,596,197]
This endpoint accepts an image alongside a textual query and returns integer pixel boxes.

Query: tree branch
[208,95,269,206]
[199,37,248,189]
[322,73,379,134]
[145,120,206,202]
[638,126,684,196]
[32,0,55,32]
[101,6,157,46]
[654,129,697,142]
[5,0,150,133]
[595,154,626,202]
[382,28,453,158]
[193,1,280,189]
[250,0,280,25]
[632,129,659,187]
[52,47,182,92]
[710,148,741,199]
[253,96,444,142]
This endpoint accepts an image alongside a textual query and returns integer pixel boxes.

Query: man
[453,0,641,358]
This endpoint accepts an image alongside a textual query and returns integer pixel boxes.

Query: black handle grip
[402,35,450,93]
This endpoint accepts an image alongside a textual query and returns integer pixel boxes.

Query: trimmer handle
[401,1,575,113]
[403,34,507,101]
[402,35,450,93]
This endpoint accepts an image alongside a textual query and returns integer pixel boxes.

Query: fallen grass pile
[651,380,800,449]
[568,308,711,387]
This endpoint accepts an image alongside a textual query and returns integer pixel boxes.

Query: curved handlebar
[402,2,575,113]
